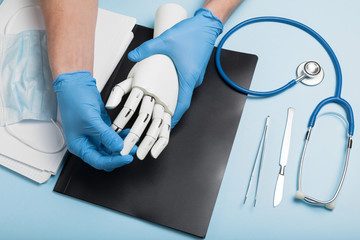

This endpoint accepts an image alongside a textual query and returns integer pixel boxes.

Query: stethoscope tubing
[215,16,343,97]
[309,97,354,135]
[215,16,354,135]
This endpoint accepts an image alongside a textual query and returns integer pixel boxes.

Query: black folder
[54,25,258,238]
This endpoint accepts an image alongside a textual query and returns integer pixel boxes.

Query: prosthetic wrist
[105,4,187,160]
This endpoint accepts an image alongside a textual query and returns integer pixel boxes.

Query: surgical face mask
[0,5,65,154]
[0,30,57,126]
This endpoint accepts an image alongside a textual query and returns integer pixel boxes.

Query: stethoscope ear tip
[295,190,305,200]
[325,202,336,210]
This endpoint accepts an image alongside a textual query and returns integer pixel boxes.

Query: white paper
[0,154,51,184]
[0,1,136,182]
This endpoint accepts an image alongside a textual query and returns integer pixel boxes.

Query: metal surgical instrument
[216,17,354,209]
[244,116,270,207]
[274,108,295,207]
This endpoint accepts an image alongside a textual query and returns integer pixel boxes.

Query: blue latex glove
[128,8,223,128]
[53,71,135,171]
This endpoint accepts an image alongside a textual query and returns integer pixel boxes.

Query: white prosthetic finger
[150,112,171,159]
[120,96,155,155]
[111,88,144,133]
[137,104,165,160]
[105,78,132,109]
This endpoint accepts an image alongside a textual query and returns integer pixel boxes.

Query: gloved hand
[52,71,136,171]
[128,8,223,127]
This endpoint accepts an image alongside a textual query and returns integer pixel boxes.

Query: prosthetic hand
[106,55,178,159]
[53,71,136,171]
[105,4,187,160]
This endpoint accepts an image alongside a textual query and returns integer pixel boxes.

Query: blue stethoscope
[215,17,354,210]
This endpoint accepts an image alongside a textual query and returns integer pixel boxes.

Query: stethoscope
[215,17,354,210]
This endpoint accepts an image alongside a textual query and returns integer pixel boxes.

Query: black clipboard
[54,25,258,238]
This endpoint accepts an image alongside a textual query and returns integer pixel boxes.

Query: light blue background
[1,0,360,239]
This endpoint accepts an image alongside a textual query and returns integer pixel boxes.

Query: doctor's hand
[128,8,223,127]
[53,71,136,171]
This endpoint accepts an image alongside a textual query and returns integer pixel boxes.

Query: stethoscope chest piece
[296,61,324,86]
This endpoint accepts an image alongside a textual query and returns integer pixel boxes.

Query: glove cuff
[53,71,96,91]
[194,8,224,36]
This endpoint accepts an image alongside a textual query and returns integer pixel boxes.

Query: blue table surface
[1,0,360,239]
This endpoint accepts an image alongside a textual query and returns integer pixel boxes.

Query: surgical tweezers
[244,116,270,206]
